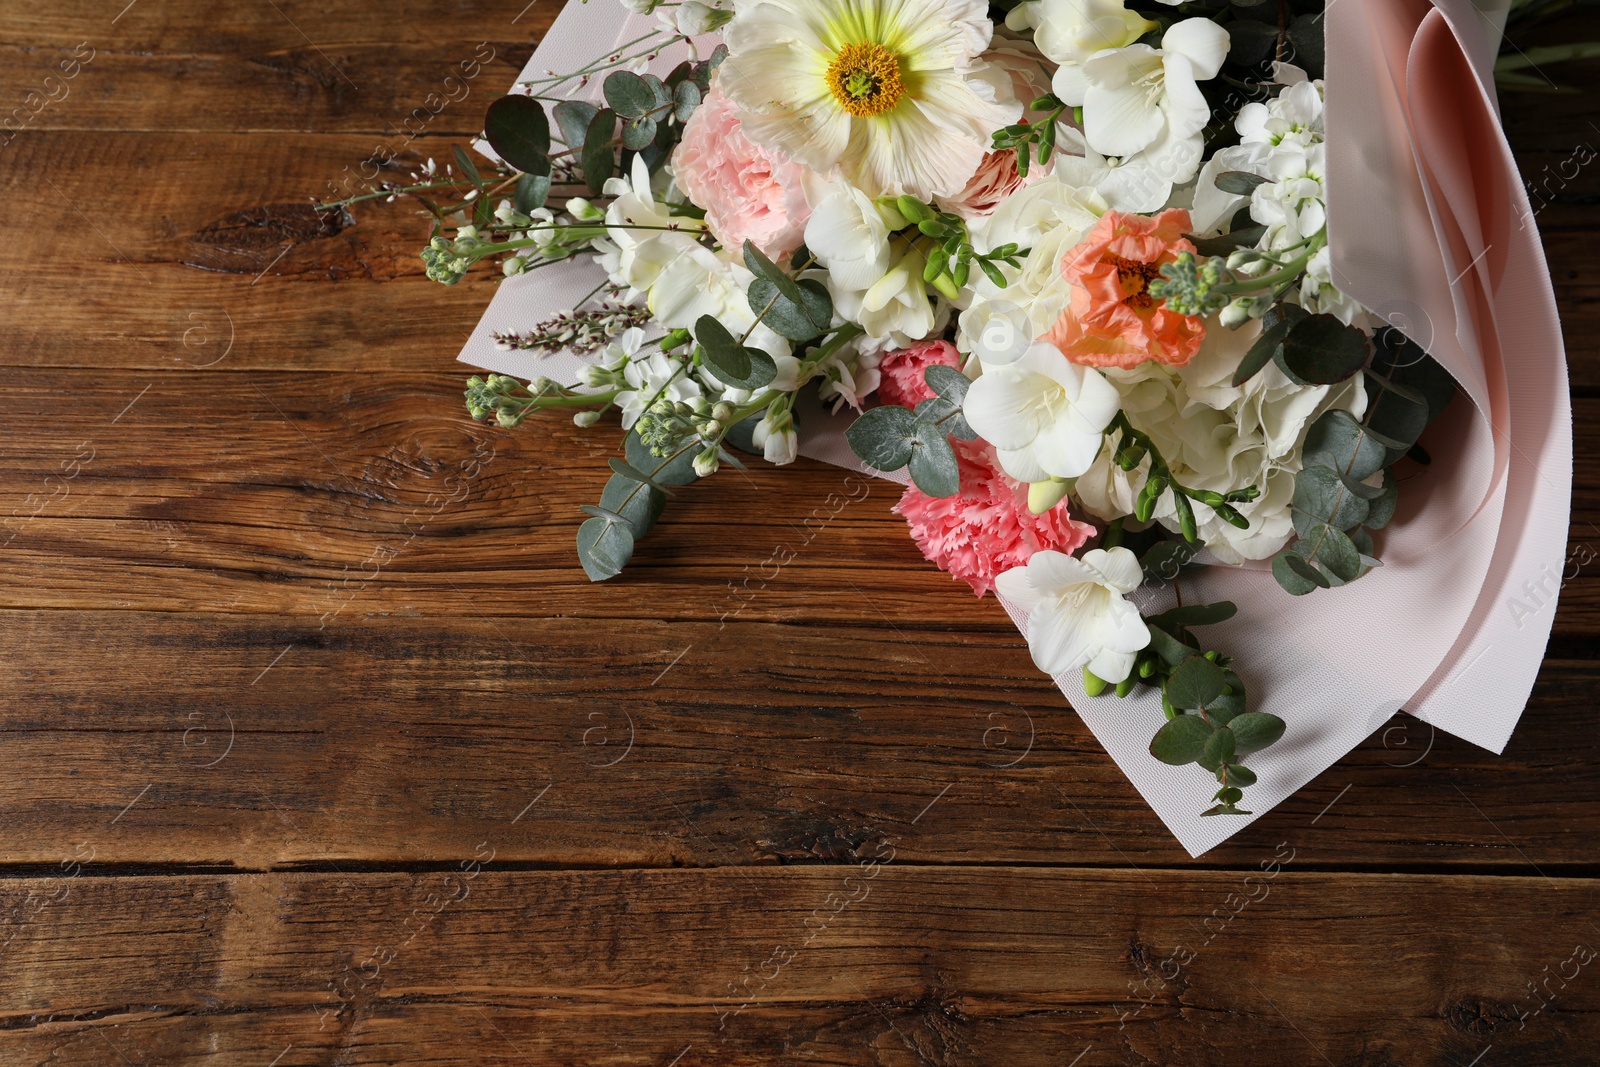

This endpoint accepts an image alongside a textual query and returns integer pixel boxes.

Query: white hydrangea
[1073,319,1368,565]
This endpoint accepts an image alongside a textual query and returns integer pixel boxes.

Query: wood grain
[1,869,1597,1066]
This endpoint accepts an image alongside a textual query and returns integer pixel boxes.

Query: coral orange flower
[1045,208,1206,369]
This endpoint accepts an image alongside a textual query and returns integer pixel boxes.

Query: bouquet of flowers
[321,0,1576,851]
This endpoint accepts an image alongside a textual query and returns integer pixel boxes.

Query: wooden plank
[0,370,1595,626]
[0,609,1596,870]
[0,43,532,136]
[0,869,1595,1064]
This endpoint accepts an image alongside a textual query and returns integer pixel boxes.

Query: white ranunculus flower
[1068,18,1229,165]
[959,176,1106,363]
[995,547,1152,683]
[718,0,1020,199]
[964,341,1121,482]
[1073,321,1368,563]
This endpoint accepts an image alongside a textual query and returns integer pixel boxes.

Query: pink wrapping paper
[459,0,1572,855]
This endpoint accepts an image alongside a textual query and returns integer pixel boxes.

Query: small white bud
[1219,297,1255,329]
[573,410,602,428]
[693,449,720,478]
[565,197,605,222]
[674,1,732,35]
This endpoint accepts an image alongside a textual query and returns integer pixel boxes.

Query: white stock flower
[963,341,1121,482]
[718,0,1019,198]
[1192,78,1325,234]
[751,416,800,464]
[994,547,1151,683]
[1073,321,1368,563]
[618,351,703,430]
[1050,124,1197,213]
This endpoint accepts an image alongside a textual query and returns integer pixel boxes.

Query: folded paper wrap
[459,0,1572,855]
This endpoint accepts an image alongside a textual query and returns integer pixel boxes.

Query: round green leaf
[1151,714,1215,766]
[1165,655,1227,711]
[577,515,635,582]
[1272,551,1327,596]
[603,71,656,117]
[1227,712,1286,755]
[907,424,960,497]
[599,472,666,538]
[845,406,918,472]
[1203,726,1237,768]
[1279,313,1370,385]
[483,95,551,177]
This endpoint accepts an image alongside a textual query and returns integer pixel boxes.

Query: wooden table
[1,3,1596,1064]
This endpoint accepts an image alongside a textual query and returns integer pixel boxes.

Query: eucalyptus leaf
[907,423,961,497]
[513,171,551,214]
[1151,714,1215,766]
[1227,712,1287,755]
[483,94,551,176]
[603,70,656,117]
[1273,551,1328,595]
[746,276,832,342]
[846,405,918,472]
[1279,313,1370,385]
[581,108,618,193]
[1365,472,1399,530]
[553,100,598,152]
[1203,725,1237,768]
[625,430,700,487]
[577,515,635,582]
[673,80,702,122]
[1166,655,1227,711]
[743,241,831,333]
[1296,523,1363,582]
[1292,463,1369,533]
[1233,307,1297,386]
[1226,764,1259,787]
[1302,410,1388,483]
[619,114,658,151]
[1215,170,1272,196]
[599,472,666,537]
[452,145,483,191]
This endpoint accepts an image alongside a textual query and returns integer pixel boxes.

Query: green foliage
[743,241,833,341]
[1271,332,1456,596]
[483,94,551,177]
[991,92,1070,177]
[694,315,778,391]
[844,365,977,497]
[1085,583,1282,816]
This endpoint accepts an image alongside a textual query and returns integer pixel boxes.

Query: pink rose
[940,37,1056,220]
[875,339,963,409]
[672,87,810,259]
[894,439,1095,597]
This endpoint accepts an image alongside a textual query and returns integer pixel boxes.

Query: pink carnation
[672,87,810,260]
[894,439,1095,597]
[875,339,963,409]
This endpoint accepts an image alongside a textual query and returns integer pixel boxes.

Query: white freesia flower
[645,241,794,367]
[1017,0,1163,101]
[1051,124,1199,213]
[994,547,1151,683]
[964,341,1121,482]
[805,181,892,292]
[1065,18,1228,171]
[1073,322,1368,563]
[805,180,938,343]
[718,0,1020,199]
[600,156,707,296]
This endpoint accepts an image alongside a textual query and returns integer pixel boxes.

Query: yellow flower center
[826,41,906,118]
